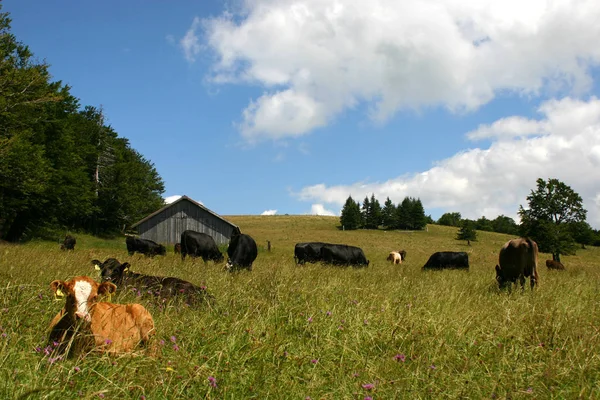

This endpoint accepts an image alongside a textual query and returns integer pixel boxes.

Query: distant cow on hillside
[423,252,469,270]
[60,235,76,251]
[495,238,539,290]
[320,244,369,267]
[125,236,166,257]
[546,259,565,270]
[294,242,327,264]
[387,251,402,264]
[180,230,224,262]
[225,229,258,271]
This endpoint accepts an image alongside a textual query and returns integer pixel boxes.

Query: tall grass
[1,216,599,399]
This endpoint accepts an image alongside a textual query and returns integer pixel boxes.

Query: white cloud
[181,17,202,63]
[189,0,600,141]
[164,195,182,204]
[295,97,600,228]
[261,209,278,215]
[308,204,337,216]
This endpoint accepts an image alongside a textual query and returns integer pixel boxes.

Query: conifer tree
[410,198,427,230]
[361,196,370,228]
[340,196,362,230]
[365,193,382,229]
[456,219,477,245]
[382,197,396,228]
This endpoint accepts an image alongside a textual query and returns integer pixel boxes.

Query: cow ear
[121,262,130,272]
[50,280,66,299]
[98,282,117,295]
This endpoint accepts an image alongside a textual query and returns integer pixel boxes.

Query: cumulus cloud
[295,97,600,228]
[261,209,278,215]
[188,0,600,141]
[164,195,183,204]
[308,204,337,216]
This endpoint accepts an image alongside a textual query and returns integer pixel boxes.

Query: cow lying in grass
[546,259,565,270]
[92,258,214,306]
[48,276,155,357]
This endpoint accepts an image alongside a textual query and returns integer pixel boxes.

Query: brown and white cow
[546,259,565,270]
[495,238,539,290]
[387,251,402,264]
[48,276,155,356]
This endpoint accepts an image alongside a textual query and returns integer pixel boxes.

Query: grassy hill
[1,216,599,399]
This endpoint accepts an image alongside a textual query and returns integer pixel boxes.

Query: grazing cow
[48,276,154,356]
[125,236,166,257]
[294,242,327,264]
[174,243,182,254]
[60,235,76,251]
[225,230,258,271]
[495,238,539,290]
[422,252,469,270]
[399,250,407,261]
[387,251,402,265]
[320,244,370,267]
[180,230,224,262]
[546,259,565,270]
[92,258,213,306]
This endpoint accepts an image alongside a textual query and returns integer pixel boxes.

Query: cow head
[495,265,507,288]
[92,258,131,283]
[50,276,116,322]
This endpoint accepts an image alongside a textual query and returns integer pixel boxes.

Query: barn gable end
[131,196,238,245]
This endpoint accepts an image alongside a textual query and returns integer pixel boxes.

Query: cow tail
[525,237,539,287]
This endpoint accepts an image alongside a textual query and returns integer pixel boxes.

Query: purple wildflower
[307,317,313,323]
[74,366,81,372]
[208,376,217,387]
[104,338,112,345]
[363,319,368,325]
[362,383,375,390]
[365,397,373,400]
[394,354,406,362]
[430,364,436,370]
[159,339,165,346]
[98,394,105,399]
[311,359,318,364]
[34,346,42,353]
[526,387,533,393]
[173,344,180,351]
[48,356,62,364]
[170,335,177,343]
[326,311,332,316]
[53,341,60,347]
[140,396,146,400]
[38,293,43,300]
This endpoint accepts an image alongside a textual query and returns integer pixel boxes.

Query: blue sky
[5,0,600,227]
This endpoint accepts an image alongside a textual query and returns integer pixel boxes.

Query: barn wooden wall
[136,199,236,245]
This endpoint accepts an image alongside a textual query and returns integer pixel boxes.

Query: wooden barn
[130,195,239,245]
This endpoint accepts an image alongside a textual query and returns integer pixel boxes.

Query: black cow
[320,244,369,267]
[422,252,469,270]
[225,230,258,271]
[60,235,76,251]
[92,258,213,306]
[294,242,327,264]
[125,236,166,257]
[180,230,224,262]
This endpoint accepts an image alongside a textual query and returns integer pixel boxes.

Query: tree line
[0,8,164,241]
[340,178,597,262]
[340,194,430,230]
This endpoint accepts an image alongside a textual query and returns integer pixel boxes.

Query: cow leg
[519,274,526,290]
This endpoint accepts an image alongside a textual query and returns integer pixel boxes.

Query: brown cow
[495,238,539,290]
[174,243,182,254]
[387,251,402,264]
[48,276,155,356]
[546,259,565,270]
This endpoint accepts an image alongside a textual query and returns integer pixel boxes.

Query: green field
[1,216,599,399]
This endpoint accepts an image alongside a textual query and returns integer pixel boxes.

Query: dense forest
[0,7,164,241]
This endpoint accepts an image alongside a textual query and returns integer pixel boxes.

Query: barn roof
[130,195,238,229]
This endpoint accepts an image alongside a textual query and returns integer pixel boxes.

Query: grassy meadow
[1,215,599,399]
